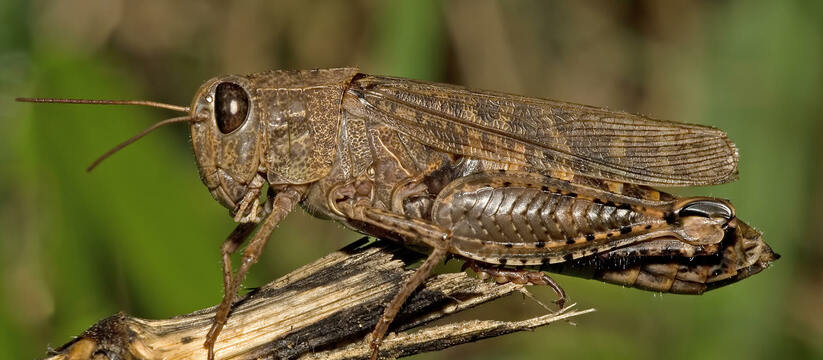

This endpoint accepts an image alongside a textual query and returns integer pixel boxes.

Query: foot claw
[369,337,382,360]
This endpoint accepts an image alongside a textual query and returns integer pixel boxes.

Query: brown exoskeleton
[18,67,778,360]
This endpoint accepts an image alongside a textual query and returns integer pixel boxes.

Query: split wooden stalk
[44,238,593,360]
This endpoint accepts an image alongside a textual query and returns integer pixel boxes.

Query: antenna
[16,97,202,171]
[16,97,190,113]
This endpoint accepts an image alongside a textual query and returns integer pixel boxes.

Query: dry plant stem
[44,239,594,360]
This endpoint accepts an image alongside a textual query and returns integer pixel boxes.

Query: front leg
[204,185,305,360]
[232,173,267,223]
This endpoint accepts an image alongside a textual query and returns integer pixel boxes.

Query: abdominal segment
[431,172,678,265]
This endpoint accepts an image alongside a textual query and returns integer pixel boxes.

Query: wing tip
[637,133,740,187]
[718,133,740,182]
[692,132,740,185]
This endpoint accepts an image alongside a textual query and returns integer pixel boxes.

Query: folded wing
[349,75,738,186]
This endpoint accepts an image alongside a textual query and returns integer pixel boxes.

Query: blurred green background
[1,1,821,359]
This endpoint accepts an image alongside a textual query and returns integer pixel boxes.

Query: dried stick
[44,238,594,360]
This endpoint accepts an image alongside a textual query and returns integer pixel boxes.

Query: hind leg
[464,261,567,308]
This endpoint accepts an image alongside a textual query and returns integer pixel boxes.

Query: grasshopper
[18,67,778,360]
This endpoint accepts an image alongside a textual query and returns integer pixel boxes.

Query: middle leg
[338,203,452,360]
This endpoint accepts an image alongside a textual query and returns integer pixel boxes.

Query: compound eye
[214,82,249,134]
[679,200,733,220]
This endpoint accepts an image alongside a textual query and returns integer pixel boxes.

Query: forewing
[349,75,738,186]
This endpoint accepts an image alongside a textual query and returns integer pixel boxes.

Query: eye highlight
[214,82,249,134]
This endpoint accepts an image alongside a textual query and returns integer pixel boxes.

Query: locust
[18,67,779,360]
